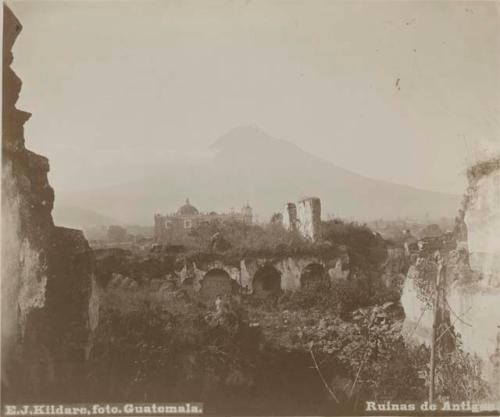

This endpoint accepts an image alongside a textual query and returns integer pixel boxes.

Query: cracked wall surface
[401,157,500,399]
[2,5,93,402]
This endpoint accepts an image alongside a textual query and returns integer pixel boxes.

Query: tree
[270,212,283,224]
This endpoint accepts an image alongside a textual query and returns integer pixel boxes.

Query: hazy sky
[7,0,500,196]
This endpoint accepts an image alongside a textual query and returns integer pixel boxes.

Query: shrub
[280,271,397,317]
[87,291,262,403]
[321,219,387,268]
[188,219,317,256]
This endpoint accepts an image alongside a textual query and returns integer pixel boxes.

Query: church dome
[177,198,199,215]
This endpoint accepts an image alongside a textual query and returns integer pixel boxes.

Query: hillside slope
[57,126,460,225]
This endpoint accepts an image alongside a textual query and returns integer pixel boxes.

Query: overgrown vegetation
[88,288,260,405]
[88,281,488,415]
[321,219,387,268]
[184,217,387,267]
[278,274,400,318]
[88,218,490,414]
[186,219,334,258]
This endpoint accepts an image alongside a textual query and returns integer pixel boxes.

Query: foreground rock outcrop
[2,5,92,402]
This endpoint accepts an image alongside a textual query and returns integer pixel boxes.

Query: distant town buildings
[282,197,322,241]
[154,197,322,243]
[154,198,253,242]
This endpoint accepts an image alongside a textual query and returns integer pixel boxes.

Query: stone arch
[253,264,282,296]
[199,268,236,302]
[300,263,327,288]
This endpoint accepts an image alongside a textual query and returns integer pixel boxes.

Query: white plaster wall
[464,169,500,286]
[402,166,500,396]
[447,286,500,368]
[296,199,320,241]
[401,275,433,344]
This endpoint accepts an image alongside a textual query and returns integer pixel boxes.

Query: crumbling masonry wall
[2,6,92,402]
[401,157,500,399]
[282,197,321,241]
[463,159,500,286]
[296,197,321,241]
[282,202,297,231]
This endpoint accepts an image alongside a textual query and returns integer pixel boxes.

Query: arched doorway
[199,268,235,302]
[253,265,281,296]
[300,263,326,288]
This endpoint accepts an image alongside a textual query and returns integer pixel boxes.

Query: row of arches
[198,263,328,301]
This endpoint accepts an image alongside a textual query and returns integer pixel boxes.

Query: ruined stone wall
[181,258,290,292]
[401,157,500,399]
[2,6,92,402]
[296,197,321,241]
[281,197,322,241]
[464,164,500,286]
[402,259,500,397]
[102,250,347,299]
[176,254,345,294]
[282,202,297,231]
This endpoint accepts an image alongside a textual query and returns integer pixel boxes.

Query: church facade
[154,199,253,242]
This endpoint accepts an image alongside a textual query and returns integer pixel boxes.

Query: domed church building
[154,198,253,242]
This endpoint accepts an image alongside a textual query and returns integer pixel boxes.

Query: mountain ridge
[55,126,461,226]
[212,126,459,196]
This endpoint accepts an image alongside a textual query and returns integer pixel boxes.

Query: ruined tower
[296,197,322,241]
[282,197,321,241]
[282,202,297,231]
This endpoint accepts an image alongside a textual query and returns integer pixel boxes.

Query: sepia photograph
[1,1,500,415]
